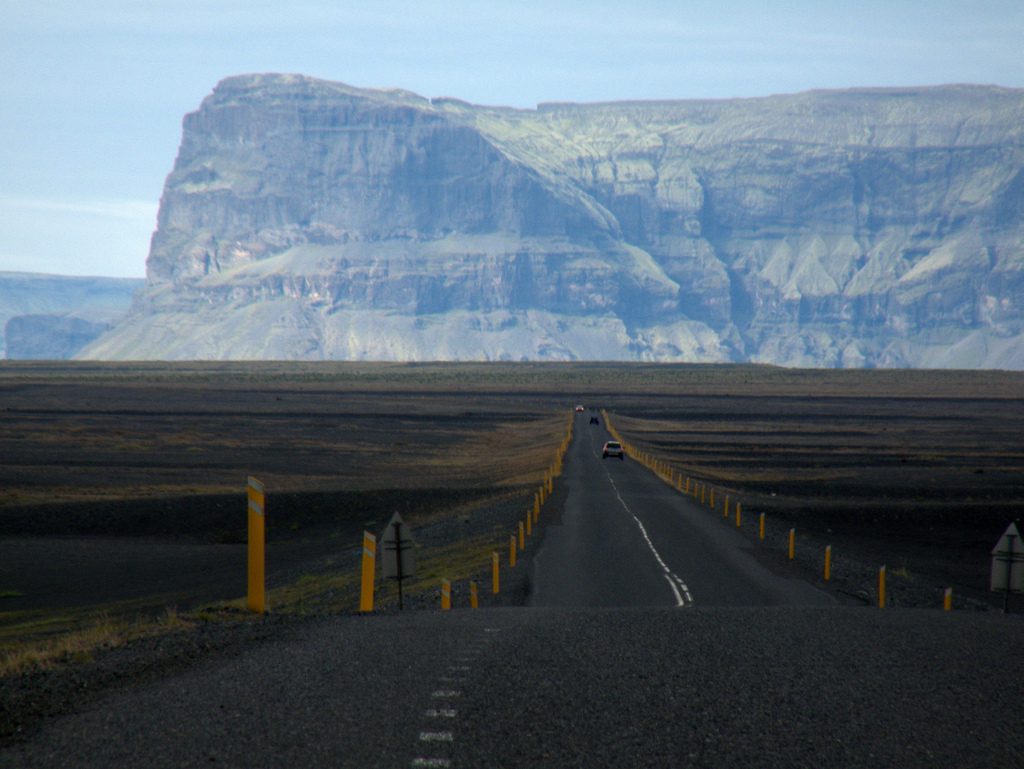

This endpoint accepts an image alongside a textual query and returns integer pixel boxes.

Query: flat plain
[1,361,1022,645]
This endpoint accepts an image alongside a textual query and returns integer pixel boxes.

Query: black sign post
[381,512,416,610]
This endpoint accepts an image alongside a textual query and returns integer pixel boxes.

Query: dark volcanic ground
[1,362,1024,755]
[2,364,1022,627]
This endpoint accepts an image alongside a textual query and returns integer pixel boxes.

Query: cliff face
[81,75,1024,367]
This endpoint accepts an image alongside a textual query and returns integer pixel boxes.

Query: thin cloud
[0,195,157,223]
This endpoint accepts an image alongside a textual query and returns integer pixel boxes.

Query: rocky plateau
[79,74,1024,367]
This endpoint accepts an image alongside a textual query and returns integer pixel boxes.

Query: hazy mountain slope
[80,75,1024,366]
[0,272,142,358]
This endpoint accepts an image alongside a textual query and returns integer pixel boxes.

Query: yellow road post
[526,512,532,537]
[246,476,266,614]
[510,535,517,567]
[470,581,479,609]
[492,552,500,594]
[943,587,953,611]
[724,495,730,519]
[441,579,451,611]
[518,521,525,550]
[701,484,706,504]
[533,493,540,522]
[736,502,742,528]
[788,528,795,560]
[359,531,377,612]
[878,566,887,608]
[710,488,715,509]
[759,512,765,540]
[824,545,832,582]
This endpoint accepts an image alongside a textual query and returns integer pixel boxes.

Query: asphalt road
[531,417,833,608]
[4,414,1023,768]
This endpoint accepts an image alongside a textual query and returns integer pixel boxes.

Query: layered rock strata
[81,75,1024,367]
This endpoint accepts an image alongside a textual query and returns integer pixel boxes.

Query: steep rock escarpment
[82,75,1024,366]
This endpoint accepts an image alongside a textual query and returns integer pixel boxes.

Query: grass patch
[0,610,190,678]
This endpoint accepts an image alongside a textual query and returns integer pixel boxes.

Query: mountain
[0,272,142,359]
[80,74,1024,367]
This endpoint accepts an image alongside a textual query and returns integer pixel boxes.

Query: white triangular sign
[990,522,1023,594]
[991,522,1021,555]
[381,513,416,579]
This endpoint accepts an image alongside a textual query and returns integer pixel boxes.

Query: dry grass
[0,608,195,677]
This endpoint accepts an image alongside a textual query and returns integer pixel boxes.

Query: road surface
[531,418,833,608]
[4,412,1022,768]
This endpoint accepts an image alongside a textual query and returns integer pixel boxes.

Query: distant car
[602,440,624,460]
[575,404,585,412]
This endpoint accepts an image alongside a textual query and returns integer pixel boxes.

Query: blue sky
[2,0,1022,278]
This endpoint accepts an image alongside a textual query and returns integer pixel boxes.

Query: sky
[1,1,1022,279]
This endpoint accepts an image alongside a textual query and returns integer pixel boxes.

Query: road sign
[382,514,413,581]
[990,522,1024,603]
[382,512,416,578]
[381,512,415,609]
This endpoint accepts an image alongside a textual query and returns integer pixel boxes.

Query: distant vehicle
[602,440,624,460]
[590,416,599,425]
[575,404,585,412]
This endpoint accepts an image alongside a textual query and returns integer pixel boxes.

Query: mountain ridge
[79,74,1024,367]
[0,272,142,359]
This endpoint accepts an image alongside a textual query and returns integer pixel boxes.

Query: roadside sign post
[246,476,266,614]
[382,512,416,610]
[359,531,376,613]
[990,522,1024,613]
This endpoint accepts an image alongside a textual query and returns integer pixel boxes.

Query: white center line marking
[411,759,451,768]
[604,468,694,607]
[419,732,454,742]
[431,690,461,698]
[424,708,458,718]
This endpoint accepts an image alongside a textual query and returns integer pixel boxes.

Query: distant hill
[81,74,1024,367]
[0,272,142,359]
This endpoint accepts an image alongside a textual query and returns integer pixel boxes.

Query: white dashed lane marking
[419,732,454,742]
[600,454,695,607]
[412,625,503,768]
